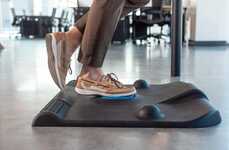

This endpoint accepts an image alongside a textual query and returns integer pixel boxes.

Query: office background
[0,0,229,44]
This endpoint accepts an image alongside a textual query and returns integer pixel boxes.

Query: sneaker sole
[45,34,64,89]
[75,87,136,97]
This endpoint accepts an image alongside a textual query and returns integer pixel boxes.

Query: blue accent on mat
[100,94,137,101]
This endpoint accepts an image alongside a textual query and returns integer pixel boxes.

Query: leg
[75,0,149,97]
[76,0,150,76]
[74,0,150,77]
[45,0,149,89]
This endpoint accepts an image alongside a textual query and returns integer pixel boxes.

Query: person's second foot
[46,29,81,89]
[75,73,136,97]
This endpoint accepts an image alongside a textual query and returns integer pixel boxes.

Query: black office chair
[51,8,57,29]
[64,11,69,24]
[10,8,22,38]
[132,0,169,45]
[63,11,73,32]
[37,8,57,37]
[74,7,89,21]
[57,10,66,32]
[60,10,66,19]
[45,8,57,33]
[74,0,89,20]
[60,11,74,31]
[148,0,167,44]
[11,8,20,26]
[51,8,57,18]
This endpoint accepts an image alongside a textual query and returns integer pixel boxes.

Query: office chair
[63,11,74,32]
[132,0,169,45]
[36,8,57,37]
[149,0,166,43]
[74,7,89,21]
[112,16,130,44]
[10,8,22,38]
[57,10,66,32]
[60,10,66,19]
[50,8,58,32]
[11,8,21,26]
[51,8,57,18]
[50,8,57,27]
[64,11,69,25]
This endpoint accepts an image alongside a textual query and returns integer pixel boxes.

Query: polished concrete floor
[0,39,229,150]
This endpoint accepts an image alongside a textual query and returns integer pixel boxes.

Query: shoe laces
[101,73,124,88]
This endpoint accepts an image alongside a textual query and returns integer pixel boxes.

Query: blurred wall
[189,0,229,43]
[0,0,11,30]
[0,1,2,30]
[196,0,227,42]
[11,0,33,15]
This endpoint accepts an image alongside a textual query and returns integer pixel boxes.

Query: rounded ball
[134,80,149,89]
[136,105,164,120]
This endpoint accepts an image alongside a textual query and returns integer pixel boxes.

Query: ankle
[79,66,104,80]
[79,65,88,76]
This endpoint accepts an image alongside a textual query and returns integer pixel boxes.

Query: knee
[129,0,150,6]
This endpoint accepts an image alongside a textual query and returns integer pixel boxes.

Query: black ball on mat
[136,105,164,120]
[134,79,149,89]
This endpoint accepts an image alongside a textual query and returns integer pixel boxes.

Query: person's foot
[75,73,136,97]
[46,28,82,89]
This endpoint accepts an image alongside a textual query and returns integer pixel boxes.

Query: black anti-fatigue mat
[32,80,221,128]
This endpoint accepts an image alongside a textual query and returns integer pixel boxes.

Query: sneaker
[45,32,76,89]
[75,73,136,97]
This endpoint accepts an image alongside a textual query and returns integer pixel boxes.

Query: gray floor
[0,39,229,150]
